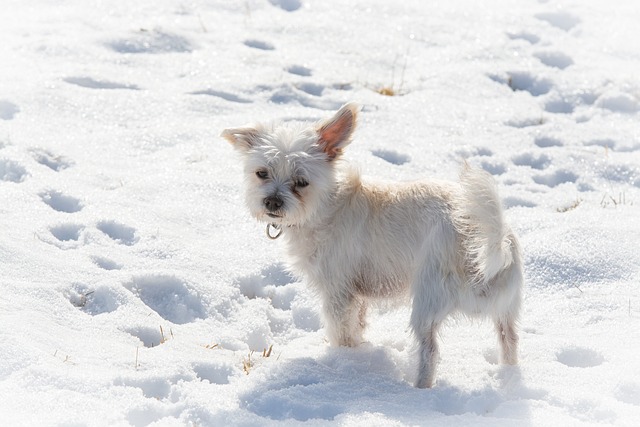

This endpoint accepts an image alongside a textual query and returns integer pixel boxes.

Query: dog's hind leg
[493,256,522,365]
[494,312,519,364]
[411,265,451,388]
[414,321,441,388]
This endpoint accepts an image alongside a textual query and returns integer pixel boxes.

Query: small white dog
[222,103,523,388]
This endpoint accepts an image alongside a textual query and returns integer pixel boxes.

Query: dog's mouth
[266,213,283,219]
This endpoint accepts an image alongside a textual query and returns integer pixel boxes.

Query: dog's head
[222,103,359,227]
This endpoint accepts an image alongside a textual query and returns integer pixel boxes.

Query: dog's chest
[284,225,410,298]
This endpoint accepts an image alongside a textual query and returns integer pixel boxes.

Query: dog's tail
[456,164,515,288]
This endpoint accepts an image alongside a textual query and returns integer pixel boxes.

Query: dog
[221,103,523,388]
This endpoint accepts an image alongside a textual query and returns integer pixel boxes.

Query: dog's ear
[316,102,359,160]
[220,127,260,152]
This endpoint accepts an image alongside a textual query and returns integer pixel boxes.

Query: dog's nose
[264,195,284,212]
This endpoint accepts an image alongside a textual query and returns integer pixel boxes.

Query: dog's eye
[256,170,269,180]
[295,178,309,188]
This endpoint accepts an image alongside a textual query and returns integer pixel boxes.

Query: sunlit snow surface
[1,0,639,425]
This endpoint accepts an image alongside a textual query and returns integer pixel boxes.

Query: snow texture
[1,0,639,426]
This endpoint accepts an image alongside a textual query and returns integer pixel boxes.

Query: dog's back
[291,165,522,307]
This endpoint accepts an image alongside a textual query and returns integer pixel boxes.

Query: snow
[1,0,639,425]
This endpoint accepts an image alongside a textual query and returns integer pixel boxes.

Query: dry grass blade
[377,87,396,96]
[557,198,582,213]
[243,345,276,375]
[243,351,254,375]
[159,325,167,344]
[263,344,273,358]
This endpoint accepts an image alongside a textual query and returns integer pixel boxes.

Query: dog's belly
[353,273,409,299]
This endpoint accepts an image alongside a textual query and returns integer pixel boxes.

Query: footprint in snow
[296,82,324,97]
[31,148,73,171]
[506,31,540,44]
[92,256,122,271]
[236,263,297,308]
[97,220,138,246]
[269,84,342,111]
[240,358,345,421]
[193,362,236,385]
[455,146,493,158]
[64,76,140,90]
[40,190,83,213]
[124,326,171,349]
[107,29,193,54]
[371,149,411,166]
[584,139,616,150]
[237,264,322,334]
[544,96,575,114]
[614,381,640,406]
[269,0,302,12]
[600,164,639,187]
[533,51,574,70]
[595,91,640,114]
[0,100,20,120]
[480,159,506,176]
[44,223,86,250]
[535,11,581,32]
[511,152,551,170]
[244,39,275,51]
[286,64,312,77]
[49,223,84,242]
[534,136,564,148]
[556,347,604,368]
[483,348,499,365]
[505,117,545,128]
[490,71,553,97]
[124,274,207,325]
[332,82,353,91]
[190,89,252,104]
[533,169,579,188]
[116,376,174,400]
[67,284,123,315]
[503,196,537,209]
[0,159,28,183]
[125,406,164,426]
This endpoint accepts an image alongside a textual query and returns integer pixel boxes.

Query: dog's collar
[266,223,283,240]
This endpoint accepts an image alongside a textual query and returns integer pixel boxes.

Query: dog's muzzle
[264,195,284,214]
[263,195,284,239]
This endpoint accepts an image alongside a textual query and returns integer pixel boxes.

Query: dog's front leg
[322,294,366,347]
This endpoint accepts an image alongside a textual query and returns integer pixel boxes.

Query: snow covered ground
[1,0,640,425]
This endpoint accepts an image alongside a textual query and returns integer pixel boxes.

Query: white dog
[222,103,523,388]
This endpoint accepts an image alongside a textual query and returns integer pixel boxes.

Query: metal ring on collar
[266,223,283,240]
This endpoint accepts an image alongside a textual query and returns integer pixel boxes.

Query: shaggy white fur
[222,103,523,388]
